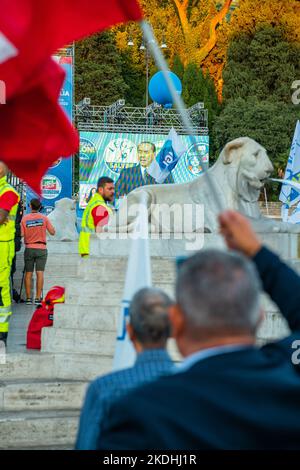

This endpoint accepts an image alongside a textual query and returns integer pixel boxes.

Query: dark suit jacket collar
[180,345,257,373]
[135,349,172,366]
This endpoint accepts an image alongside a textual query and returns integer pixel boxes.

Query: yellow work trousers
[79,232,91,256]
[0,240,14,333]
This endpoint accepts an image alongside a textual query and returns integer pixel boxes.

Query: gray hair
[129,287,172,345]
[176,250,261,334]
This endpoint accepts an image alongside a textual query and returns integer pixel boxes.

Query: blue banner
[79,131,209,208]
[26,55,73,215]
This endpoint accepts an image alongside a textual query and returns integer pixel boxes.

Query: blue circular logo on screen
[185,143,209,176]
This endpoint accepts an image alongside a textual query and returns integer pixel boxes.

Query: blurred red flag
[0,0,142,193]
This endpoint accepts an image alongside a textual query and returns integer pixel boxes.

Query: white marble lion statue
[107,137,300,234]
[48,197,78,241]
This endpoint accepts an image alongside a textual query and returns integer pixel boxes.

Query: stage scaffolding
[75,99,209,136]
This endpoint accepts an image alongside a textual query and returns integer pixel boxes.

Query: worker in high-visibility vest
[79,177,115,257]
[0,162,20,346]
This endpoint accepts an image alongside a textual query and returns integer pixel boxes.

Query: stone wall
[259,201,296,219]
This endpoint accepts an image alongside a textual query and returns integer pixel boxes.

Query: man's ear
[169,304,185,339]
[126,323,134,342]
[222,137,248,165]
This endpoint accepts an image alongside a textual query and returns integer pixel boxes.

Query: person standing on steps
[21,198,55,305]
[79,177,115,257]
[11,199,24,303]
[0,161,20,347]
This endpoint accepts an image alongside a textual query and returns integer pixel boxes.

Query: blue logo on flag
[116,304,130,341]
[157,140,179,172]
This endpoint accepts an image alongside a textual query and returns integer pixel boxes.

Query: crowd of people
[75,206,300,449]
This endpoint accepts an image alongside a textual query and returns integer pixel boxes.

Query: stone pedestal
[46,232,299,259]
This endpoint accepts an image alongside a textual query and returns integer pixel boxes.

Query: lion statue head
[219,137,274,203]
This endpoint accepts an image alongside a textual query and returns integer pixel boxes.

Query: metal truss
[75,100,209,135]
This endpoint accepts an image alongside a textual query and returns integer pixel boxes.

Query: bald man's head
[0,161,8,179]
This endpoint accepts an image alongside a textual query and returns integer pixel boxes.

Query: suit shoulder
[112,369,185,406]
[261,332,300,358]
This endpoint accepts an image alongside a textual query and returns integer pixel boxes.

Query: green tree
[212,25,300,198]
[223,26,300,103]
[75,31,128,105]
[211,97,299,198]
[203,70,221,129]
[212,97,298,161]
[120,49,145,107]
[182,63,220,130]
[172,54,185,80]
[182,63,205,106]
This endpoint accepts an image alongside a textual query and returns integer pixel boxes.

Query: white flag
[279,120,300,209]
[113,195,152,371]
[147,127,186,183]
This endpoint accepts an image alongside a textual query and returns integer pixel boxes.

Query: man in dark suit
[98,210,300,450]
[75,287,174,450]
[115,142,174,199]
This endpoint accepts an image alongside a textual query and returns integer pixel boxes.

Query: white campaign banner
[113,194,152,371]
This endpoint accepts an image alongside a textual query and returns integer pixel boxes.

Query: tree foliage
[223,26,300,104]
[75,1,300,106]
[181,62,220,128]
[119,49,146,107]
[75,31,129,106]
[171,54,185,80]
[211,24,300,198]
[212,97,299,164]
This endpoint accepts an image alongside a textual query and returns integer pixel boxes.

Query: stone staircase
[1,250,92,449]
[0,244,179,449]
[0,235,298,449]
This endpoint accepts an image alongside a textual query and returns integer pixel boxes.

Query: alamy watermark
[291,339,300,365]
[291,80,300,105]
[93,201,205,251]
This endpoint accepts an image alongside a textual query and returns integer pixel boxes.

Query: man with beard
[79,177,115,257]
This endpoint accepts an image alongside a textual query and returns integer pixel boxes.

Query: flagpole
[140,21,224,213]
[263,187,269,216]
